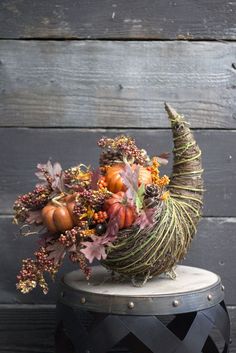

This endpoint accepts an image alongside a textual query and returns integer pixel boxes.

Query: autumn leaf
[68,244,77,253]
[52,172,65,193]
[104,213,120,241]
[119,162,145,212]
[119,162,139,206]
[90,168,101,190]
[35,161,65,192]
[35,161,54,181]
[38,232,54,247]
[80,236,107,263]
[134,208,156,230]
[46,241,66,264]
[26,210,43,225]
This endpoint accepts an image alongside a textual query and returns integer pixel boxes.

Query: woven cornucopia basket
[102,103,204,282]
[14,103,204,294]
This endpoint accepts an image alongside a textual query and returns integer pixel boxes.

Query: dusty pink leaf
[119,162,139,205]
[52,162,62,176]
[90,168,101,190]
[134,208,155,230]
[104,214,119,241]
[47,241,66,264]
[52,171,65,192]
[36,161,53,181]
[35,172,47,181]
[68,244,77,253]
[37,232,54,247]
[46,160,54,175]
[80,236,107,263]
[26,210,43,225]
[35,160,65,192]
[104,202,131,241]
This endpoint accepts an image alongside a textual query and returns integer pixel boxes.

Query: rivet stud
[172,300,179,307]
[221,285,225,291]
[128,301,135,309]
[207,294,212,301]
[80,297,86,304]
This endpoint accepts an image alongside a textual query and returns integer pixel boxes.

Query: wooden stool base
[55,266,230,353]
[55,300,230,353]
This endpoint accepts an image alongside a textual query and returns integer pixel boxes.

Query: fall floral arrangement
[13,104,204,294]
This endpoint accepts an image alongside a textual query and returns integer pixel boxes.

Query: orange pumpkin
[104,191,136,229]
[42,194,78,234]
[105,163,152,193]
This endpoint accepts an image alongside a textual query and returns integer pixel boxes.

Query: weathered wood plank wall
[0,0,235,352]
[0,0,236,39]
[1,41,236,128]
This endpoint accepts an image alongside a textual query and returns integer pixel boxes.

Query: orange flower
[156,175,170,187]
[150,157,160,184]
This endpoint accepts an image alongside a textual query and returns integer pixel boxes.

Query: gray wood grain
[0,128,235,217]
[1,40,236,128]
[0,0,236,40]
[183,218,236,305]
[0,305,56,353]
[0,216,236,304]
[0,305,235,353]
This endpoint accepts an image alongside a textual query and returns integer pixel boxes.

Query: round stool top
[59,265,224,315]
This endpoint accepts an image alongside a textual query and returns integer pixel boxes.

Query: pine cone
[145,184,161,198]
[99,151,123,167]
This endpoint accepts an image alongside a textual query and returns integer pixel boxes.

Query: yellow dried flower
[17,279,37,294]
[161,191,170,201]
[80,229,95,237]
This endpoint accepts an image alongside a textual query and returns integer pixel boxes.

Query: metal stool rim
[58,265,224,315]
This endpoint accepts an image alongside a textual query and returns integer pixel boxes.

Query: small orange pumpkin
[105,163,152,193]
[42,194,78,234]
[104,191,136,229]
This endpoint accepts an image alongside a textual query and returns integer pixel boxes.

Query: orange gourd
[105,191,136,229]
[105,163,152,193]
[42,194,78,234]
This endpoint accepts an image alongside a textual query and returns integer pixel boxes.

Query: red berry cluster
[93,211,108,223]
[16,247,59,294]
[73,203,87,218]
[13,185,51,224]
[34,247,57,272]
[58,228,78,247]
[69,252,92,280]
[15,185,51,210]
[78,189,109,210]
